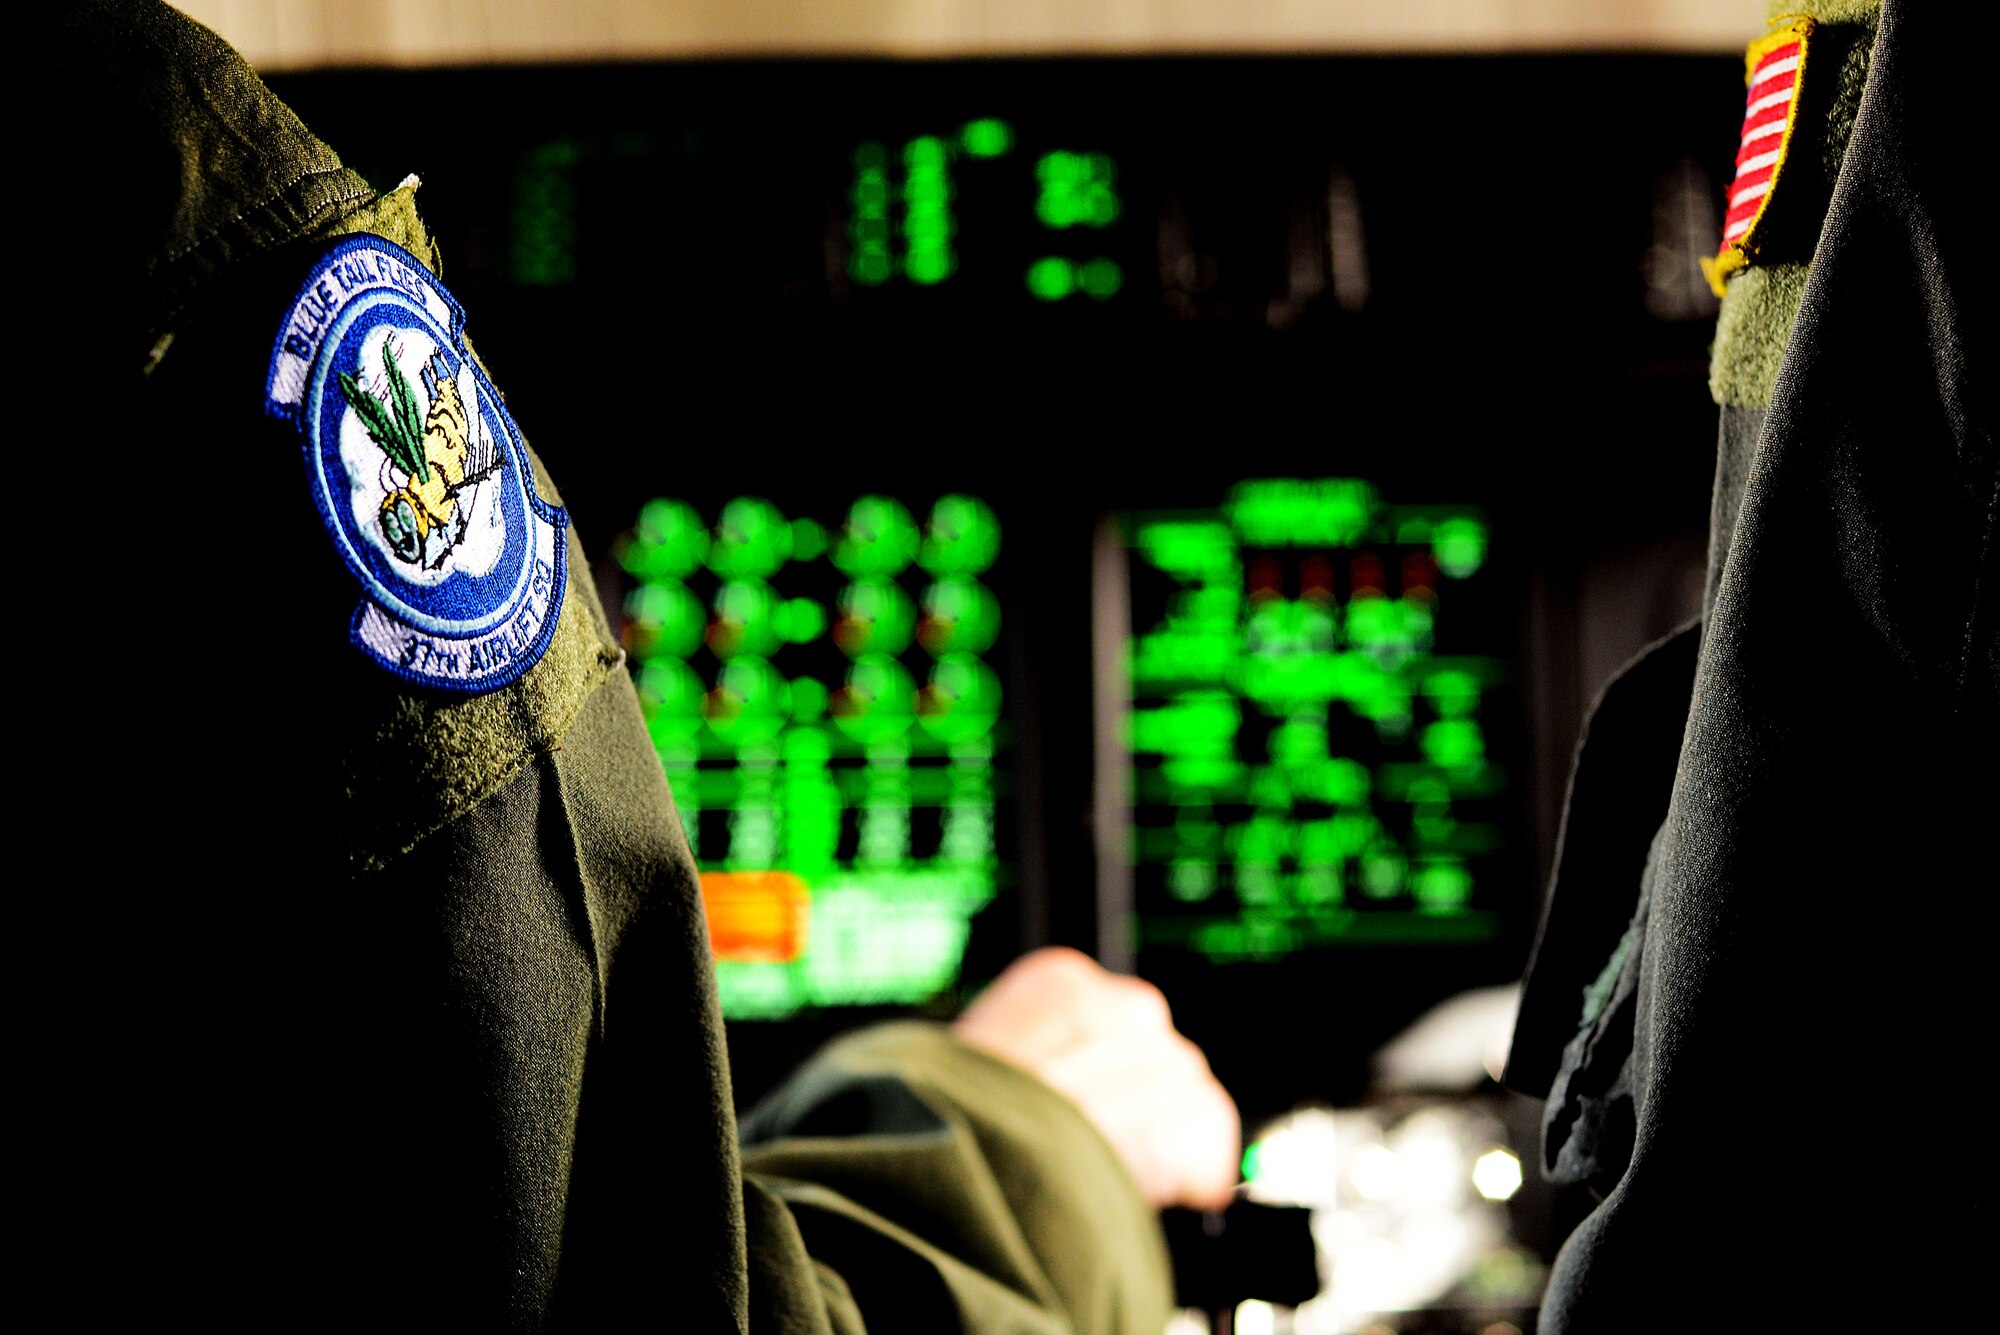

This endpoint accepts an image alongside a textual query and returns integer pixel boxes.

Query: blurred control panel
[1117,479,1511,963]
[617,494,1006,1019]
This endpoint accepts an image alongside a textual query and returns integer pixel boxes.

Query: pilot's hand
[953,946,1241,1210]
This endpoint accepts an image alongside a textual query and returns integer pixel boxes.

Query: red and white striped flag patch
[1703,16,1815,296]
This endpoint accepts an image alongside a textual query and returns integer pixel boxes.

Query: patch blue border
[267,236,568,694]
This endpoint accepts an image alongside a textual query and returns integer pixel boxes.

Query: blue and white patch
[266,237,566,693]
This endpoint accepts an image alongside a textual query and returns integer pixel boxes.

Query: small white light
[1249,1109,1342,1205]
[1472,1147,1523,1201]
[1349,1142,1403,1201]
[1236,1300,1276,1335]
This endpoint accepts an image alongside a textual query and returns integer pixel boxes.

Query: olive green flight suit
[1507,1,1995,1327]
[47,3,1170,1329]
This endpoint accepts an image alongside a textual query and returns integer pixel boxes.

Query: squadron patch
[266,237,567,692]
[1703,16,1815,296]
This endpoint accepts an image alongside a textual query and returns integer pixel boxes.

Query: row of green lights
[1225,479,1380,548]
[1027,256,1123,301]
[1134,489,1488,578]
[683,764,997,814]
[848,143,892,287]
[639,651,1002,749]
[629,575,1001,665]
[624,495,1000,582]
[1160,846,1474,905]
[901,135,956,285]
[1169,908,1499,962]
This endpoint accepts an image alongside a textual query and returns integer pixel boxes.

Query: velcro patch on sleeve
[266,236,568,692]
[1702,16,1816,297]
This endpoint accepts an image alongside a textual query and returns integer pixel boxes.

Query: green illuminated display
[1125,479,1508,962]
[620,494,1005,1019]
[835,121,1125,302]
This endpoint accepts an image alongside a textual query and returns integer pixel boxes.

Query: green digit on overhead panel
[901,135,956,285]
[960,118,1015,158]
[1026,256,1075,301]
[1036,150,1120,230]
[1078,258,1123,299]
[848,141,893,286]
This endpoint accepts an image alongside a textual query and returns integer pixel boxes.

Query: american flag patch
[1704,17,1815,295]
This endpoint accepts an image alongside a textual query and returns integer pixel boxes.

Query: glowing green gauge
[903,136,948,169]
[920,495,1001,575]
[834,579,916,656]
[1412,858,1473,911]
[704,656,792,747]
[1077,257,1123,299]
[789,677,829,722]
[918,654,1002,743]
[1360,851,1408,899]
[776,596,827,644]
[906,249,955,285]
[833,496,920,577]
[708,497,793,578]
[1422,719,1486,769]
[917,578,1001,655]
[622,498,709,580]
[792,517,828,561]
[636,659,704,748]
[623,577,705,661]
[831,654,916,743]
[707,579,782,659]
[1027,257,1074,300]
[959,118,1015,158]
[1425,667,1482,717]
[1433,516,1488,578]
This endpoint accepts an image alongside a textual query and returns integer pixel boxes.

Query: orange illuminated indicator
[700,871,811,962]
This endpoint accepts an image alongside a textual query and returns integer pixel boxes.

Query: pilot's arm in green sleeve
[59,1,1175,1328]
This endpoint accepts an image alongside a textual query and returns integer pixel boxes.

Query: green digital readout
[1124,479,1508,963]
[619,494,1005,1019]
[838,119,1125,300]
